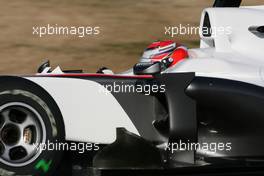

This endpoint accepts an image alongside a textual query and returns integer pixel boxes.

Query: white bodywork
[26,77,139,144]
[26,6,264,144]
[166,6,264,87]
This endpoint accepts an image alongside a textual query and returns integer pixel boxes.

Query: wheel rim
[0,102,46,167]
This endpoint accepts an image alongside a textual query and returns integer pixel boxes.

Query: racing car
[1,0,264,175]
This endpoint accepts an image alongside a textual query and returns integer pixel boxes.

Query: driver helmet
[140,40,188,68]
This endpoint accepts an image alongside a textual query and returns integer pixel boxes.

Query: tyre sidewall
[0,77,65,176]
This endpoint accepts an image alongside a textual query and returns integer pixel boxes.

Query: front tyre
[0,77,65,176]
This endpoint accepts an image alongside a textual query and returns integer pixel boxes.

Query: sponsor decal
[35,159,52,173]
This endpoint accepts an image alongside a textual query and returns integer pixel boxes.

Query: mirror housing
[133,62,161,75]
[37,60,51,73]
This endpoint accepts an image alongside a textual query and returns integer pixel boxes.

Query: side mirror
[37,60,51,73]
[133,62,161,75]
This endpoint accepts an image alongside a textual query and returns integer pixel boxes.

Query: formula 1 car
[1,0,264,175]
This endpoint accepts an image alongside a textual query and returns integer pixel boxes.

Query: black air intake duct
[213,0,242,7]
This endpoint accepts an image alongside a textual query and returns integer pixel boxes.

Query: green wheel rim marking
[35,159,52,173]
